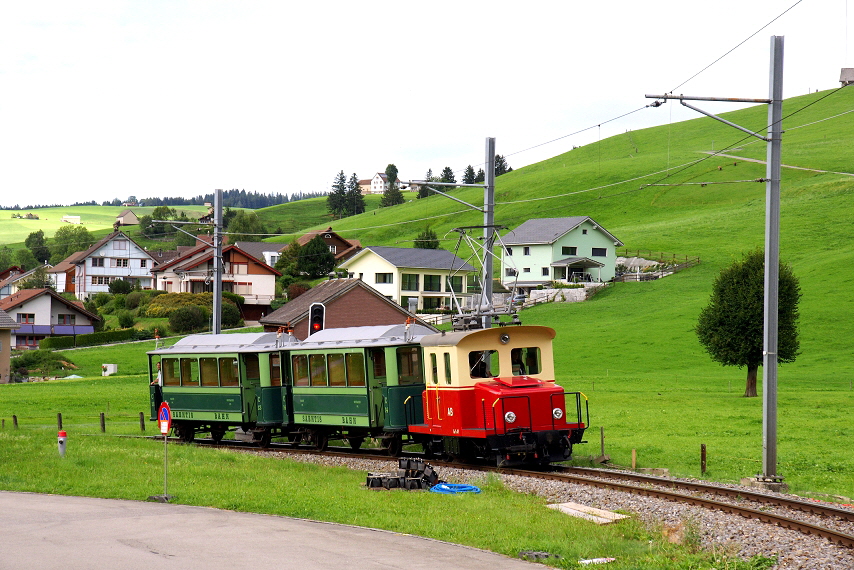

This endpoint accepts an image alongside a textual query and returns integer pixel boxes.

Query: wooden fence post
[100,413,106,433]
[701,444,707,474]
[57,413,63,430]
[13,415,18,429]
[631,449,637,470]
[139,412,146,432]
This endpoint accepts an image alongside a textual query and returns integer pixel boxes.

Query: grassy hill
[246,89,854,494]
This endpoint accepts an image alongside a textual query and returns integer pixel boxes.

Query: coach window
[430,353,438,384]
[292,355,309,386]
[309,354,327,386]
[368,348,386,379]
[162,358,180,386]
[243,354,260,385]
[444,353,452,385]
[346,353,366,386]
[397,346,422,385]
[270,354,282,387]
[328,354,346,386]
[180,358,199,386]
[468,351,496,379]
[200,358,218,386]
[220,358,239,386]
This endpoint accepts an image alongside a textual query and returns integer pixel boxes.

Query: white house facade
[339,246,477,311]
[500,217,623,289]
[0,288,99,349]
[62,231,157,299]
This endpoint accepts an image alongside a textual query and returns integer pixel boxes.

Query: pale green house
[500,217,623,290]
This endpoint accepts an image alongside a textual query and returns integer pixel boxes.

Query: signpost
[148,402,174,502]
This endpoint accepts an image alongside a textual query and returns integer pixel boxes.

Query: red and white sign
[158,402,172,435]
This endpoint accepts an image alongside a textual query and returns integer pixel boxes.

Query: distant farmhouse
[500,217,623,291]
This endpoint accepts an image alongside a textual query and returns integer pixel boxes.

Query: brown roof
[0,288,101,322]
[0,265,51,290]
[68,231,155,265]
[151,244,280,276]
[259,278,433,330]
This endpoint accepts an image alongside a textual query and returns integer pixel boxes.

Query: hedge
[39,328,136,349]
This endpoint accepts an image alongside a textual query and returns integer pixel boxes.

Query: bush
[270,299,285,311]
[92,292,112,307]
[113,294,127,310]
[147,292,215,318]
[222,291,245,305]
[126,291,144,310]
[117,310,135,328]
[108,279,133,295]
[169,305,209,333]
[11,349,74,377]
[221,302,243,328]
[38,336,76,350]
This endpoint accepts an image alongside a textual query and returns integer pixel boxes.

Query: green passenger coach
[148,324,436,451]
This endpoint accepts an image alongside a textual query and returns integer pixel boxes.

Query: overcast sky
[1,1,850,207]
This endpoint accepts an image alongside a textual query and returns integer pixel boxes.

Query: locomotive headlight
[504,411,517,424]
[552,408,564,420]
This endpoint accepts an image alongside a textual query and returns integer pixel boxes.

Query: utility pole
[646,36,785,490]
[482,138,496,328]
[212,189,223,334]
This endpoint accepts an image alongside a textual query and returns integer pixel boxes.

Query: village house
[338,246,476,312]
[500,217,623,291]
[259,278,435,340]
[0,288,100,350]
[0,309,19,383]
[49,231,156,299]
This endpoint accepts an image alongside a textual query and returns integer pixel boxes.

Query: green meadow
[1,87,852,566]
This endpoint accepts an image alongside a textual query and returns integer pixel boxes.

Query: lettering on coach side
[213,412,231,420]
[341,416,357,425]
[173,411,194,419]
[300,414,323,423]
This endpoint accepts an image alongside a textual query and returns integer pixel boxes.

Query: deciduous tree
[696,249,801,397]
[226,210,267,242]
[25,230,51,264]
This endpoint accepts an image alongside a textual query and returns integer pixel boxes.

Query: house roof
[233,241,287,261]
[290,228,362,261]
[0,265,52,289]
[69,231,155,264]
[502,217,623,247]
[0,288,101,321]
[117,209,137,217]
[151,244,280,275]
[47,259,76,274]
[341,246,476,272]
[0,308,20,329]
[549,256,605,268]
[259,278,434,329]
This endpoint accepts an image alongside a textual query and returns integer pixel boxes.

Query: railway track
[169,436,854,549]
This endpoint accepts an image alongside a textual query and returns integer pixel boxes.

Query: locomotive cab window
[430,353,438,384]
[469,351,496,378]
[444,353,452,385]
[396,346,422,385]
[162,358,180,386]
[512,347,542,376]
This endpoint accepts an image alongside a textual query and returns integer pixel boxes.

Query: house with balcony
[150,242,281,320]
[500,217,623,291]
[0,288,100,350]
[0,309,19,382]
[338,246,477,311]
[49,231,156,299]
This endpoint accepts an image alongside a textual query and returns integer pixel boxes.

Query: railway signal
[309,303,325,335]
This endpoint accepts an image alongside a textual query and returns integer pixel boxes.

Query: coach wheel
[382,434,402,457]
[210,426,226,443]
[307,430,328,451]
[348,437,364,451]
[287,433,302,448]
[256,430,272,449]
[177,424,194,443]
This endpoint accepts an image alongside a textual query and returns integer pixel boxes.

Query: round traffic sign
[158,402,172,435]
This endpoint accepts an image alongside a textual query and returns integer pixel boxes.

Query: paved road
[0,492,540,570]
